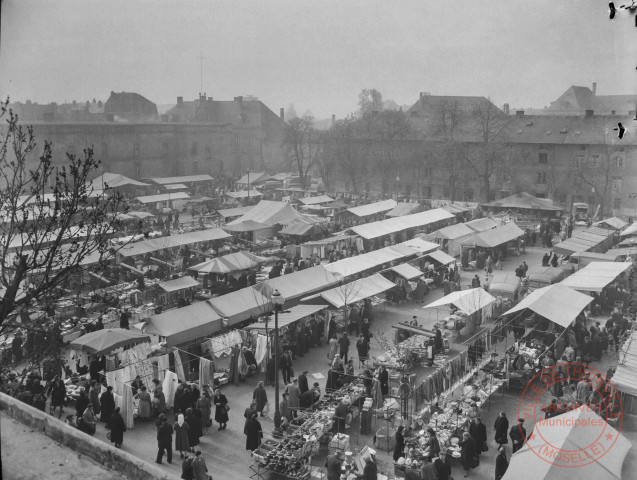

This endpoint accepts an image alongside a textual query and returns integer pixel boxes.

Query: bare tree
[434,99,466,201]
[358,89,384,116]
[460,100,511,202]
[0,100,128,334]
[324,114,368,194]
[573,130,621,219]
[283,115,322,189]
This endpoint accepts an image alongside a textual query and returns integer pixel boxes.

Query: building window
[191,142,198,156]
[536,172,548,184]
[466,189,474,200]
[206,146,212,159]
[538,152,548,164]
[572,172,581,186]
[193,161,198,174]
[424,186,432,198]
[575,154,585,168]
[614,197,622,210]
[611,176,622,192]
[442,186,450,198]
[580,145,586,151]
[424,167,433,177]
[612,155,624,168]
[589,154,600,167]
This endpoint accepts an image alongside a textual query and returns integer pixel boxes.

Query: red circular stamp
[515,362,623,468]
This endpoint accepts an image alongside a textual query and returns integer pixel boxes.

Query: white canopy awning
[308,273,396,309]
[426,250,456,265]
[390,263,424,280]
[503,405,630,480]
[559,261,632,292]
[502,284,593,328]
[245,304,327,333]
[424,288,495,315]
[350,208,455,240]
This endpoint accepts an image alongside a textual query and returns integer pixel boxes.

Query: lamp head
[272,289,285,307]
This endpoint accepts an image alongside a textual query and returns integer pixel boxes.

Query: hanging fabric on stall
[172,349,186,381]
[372,379,384,408]
[254,334,268,365]
[228,347,240,386]
[163,370,179,409]
[157,354,170,384]
[122,384,135,429]
[238,348,247,377]
[199,358,215,389]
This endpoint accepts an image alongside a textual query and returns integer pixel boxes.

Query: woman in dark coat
[109,407,126,448]
[493,412,509,445]
[213,388,228,430]
[244,413,263,451]
[100,386,115,427]
[393,425,405,462]
[460,431,478,476]
[495,446,509,480]
[48,376,66,417]
[185,408,202,449]
[174,414,191,457]
[378,366,389,397]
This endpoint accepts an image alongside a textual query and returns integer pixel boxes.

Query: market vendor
[424,428,441,461]
[332,395,352,433]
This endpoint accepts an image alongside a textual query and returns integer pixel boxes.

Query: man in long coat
[286,378,301,418]
[509,419,526,453]
[298,371,309,394]
[252,381,268,416]
[100,386,116,427]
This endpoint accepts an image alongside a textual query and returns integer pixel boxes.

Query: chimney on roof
[280,108,284,121]
[199,93,206,102]
[177,96,183,105]
[515,110,524,117]
[585,109,594,117]
[332,114,336,127]
[234,96,243,104]
[592,82,597,95]
[419,91,430,107]
[503,103,510,115]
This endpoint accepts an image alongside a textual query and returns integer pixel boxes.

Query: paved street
[79,243,637,479]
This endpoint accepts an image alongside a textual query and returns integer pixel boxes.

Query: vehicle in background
[488,271,521,302]
[526,266,569,289]
[572,202,590,223]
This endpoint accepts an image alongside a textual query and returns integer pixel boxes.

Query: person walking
[213,388,229,430]
[48,376,66,418]
[281,350,294,384]
[495,445,509,480]
[100,386,115,428]
[154,385,167,417]
[460,431,478,478]
[109,407,126,448]
[134,385,152,421]
[181,454,195,480]
[298,371,309,394]
[469,417,487,454]
[75,387,89,420]
[253,381,268,417]
[197,392,211,434]
[280,393,293,424]
[493,412,509,446]
[286,378,301,418]
[156,414,174,465]
[509,418,526,453]
[357,334,370,365]
[174,413,191,457]
[244,412,263,451]
[185,408,202,451]
[338,332,350,363]
[327,335,339,365]
[326,450,344,480]
[191,451,210,480]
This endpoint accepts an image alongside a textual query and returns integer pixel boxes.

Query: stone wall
[0,392,178,480]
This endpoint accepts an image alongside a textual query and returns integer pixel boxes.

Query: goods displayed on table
[252,380,364,477]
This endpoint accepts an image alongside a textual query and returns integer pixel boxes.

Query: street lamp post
[271,289,285,435]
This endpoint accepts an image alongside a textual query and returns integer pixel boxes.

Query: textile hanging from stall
[69,350,89,370]
[199,358,215,389]
[372,379,384,408]
[254,334,268,365]
[172,349,186,381]
[157,354,170,384]
[228,347,240,386]
[209,330,243,358]
[122,384,135,429]
[163,371,179,409]
[136,359,155,392]
[238,349,247,377]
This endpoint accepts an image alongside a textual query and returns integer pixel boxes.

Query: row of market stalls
[552,226,616,256]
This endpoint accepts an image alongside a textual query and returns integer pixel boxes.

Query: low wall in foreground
[0,392,177,480]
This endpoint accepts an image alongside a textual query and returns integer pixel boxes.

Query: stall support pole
[272,290,284,437]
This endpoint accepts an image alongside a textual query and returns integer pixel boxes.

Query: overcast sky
[0,0,634,118]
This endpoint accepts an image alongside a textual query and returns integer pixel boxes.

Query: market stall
[142,302,223,347]
[592,216,629,232]
[526,266,568,289]
[255,265,341,304]
[559,261,632,293]
[291,234,357,260]
[423,288,496,338]
[460,221,524,256]
[323,243,421,280]
[611,330,637,415]
[208,286,272,326]
[503,406,630,480]
[156,275,199,306]
[430,223,475,257]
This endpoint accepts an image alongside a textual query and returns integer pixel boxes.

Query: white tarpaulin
[502,284,593,328]
[560,261,632,292]
[424,288,495,316]
[311,273,396,309]
[350,208,455,240]
[390,263,424,280]
[503,406,630,480]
